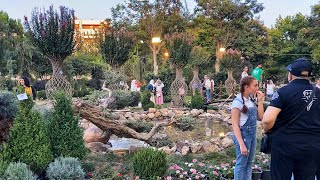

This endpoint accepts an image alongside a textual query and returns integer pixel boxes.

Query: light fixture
[219,47,226,52]
[152,37,161,44]
[140,40,144,44]
[164,52,169,57]
[219,132,225,137]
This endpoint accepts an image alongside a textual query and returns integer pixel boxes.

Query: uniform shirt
[269,79,320,143]
[231,94,255,126]
[252,67,263,81]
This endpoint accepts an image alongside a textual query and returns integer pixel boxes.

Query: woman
[241,66,249,79]
[266,80,275,99]
[19,76,36,100]
[147,80,156,104]
[231,76,265,180]
[130,79,138,92]
[155,79,164,105]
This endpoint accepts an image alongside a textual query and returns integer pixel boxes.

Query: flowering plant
[254,152,271,170]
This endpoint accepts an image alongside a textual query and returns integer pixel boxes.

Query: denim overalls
[232,98,258,180]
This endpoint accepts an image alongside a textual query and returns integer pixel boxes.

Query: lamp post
[151,37,161,76]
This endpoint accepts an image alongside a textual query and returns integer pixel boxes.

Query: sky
[0,0,318,27]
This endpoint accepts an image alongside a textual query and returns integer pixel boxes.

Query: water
[108,135,149,151]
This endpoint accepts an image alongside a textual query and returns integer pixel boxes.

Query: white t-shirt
[205,79,212,89]
[231,94,255,126]
[266,84,275,95]
[241,71,248,79]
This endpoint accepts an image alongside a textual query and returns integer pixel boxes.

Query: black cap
[286,58,313,77]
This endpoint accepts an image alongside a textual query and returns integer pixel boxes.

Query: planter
[252,170,262,180]
[261,170,271,180]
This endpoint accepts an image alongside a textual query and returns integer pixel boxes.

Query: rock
[181,146,190,156]
[190,109,200,117]
[147,113,155,119]
[124,112,132,118]
[199,109,204,114]
[119,114,126,121]
[207,110,215,114]
[174,110,184,115]
[184,113,190,116]
[221,137,234,148]
[168,110,175,117]
[83,124,110,143]
[140,114,147,119]
[227,118,233,125]
[161,111,169,117]
[210,137,220,144]
[149,108,157,113]
[155,112,161,118]
[176,141,191,152]
[205,128,212,137]
[191,143,202,153]
[85,142,110,153]
[80,119,90,130]
[108,113,120,120]
[159,146,175,155]
[223,116,231,122]
[202,141,219,153]
[132,113,142,120]
[160,108,169,114]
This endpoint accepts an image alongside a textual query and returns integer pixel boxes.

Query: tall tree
[194,0,264,73]
[24,6,78,98]
[308,4,320,63]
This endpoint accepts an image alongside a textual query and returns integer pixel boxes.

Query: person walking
[155,79,164,105]
[241,66,249,79]
[262,58,320,180]
[231,76,265,180]
[252,63,264,86]
[18,76,36,100]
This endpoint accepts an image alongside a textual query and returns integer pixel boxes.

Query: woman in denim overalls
[231,76,265,180]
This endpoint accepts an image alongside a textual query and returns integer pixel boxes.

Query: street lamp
[152,37,161,44]
[219,47,226,52]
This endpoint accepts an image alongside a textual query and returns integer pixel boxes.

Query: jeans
[206,89,211,102]
[233,132,257,180]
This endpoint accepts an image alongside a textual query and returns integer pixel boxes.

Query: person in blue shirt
[262,58,320,180]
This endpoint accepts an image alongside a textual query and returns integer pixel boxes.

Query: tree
[188,46,211,94]
[194,0,264,72]
[24,6,78,99]
[308,4,320,63]
[100,27,134,70]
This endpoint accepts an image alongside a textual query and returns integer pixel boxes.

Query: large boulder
[181,146,190,156]
[191,143,202,154]
[190,109,200,117]
[147,113,155,119]
[202,141,220,153]
[83,123,111,143]
[221,136,234,148]
[159,146,176,155]
[154,111,161,118]
[148,108,157,113]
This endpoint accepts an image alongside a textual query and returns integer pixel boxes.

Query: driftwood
[72,101,176,143]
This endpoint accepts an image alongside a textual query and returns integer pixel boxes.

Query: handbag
[260,86,317,154]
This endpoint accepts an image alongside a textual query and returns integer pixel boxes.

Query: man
[252,63,263,85]
[262,58,320,179]
[204,75,212,103]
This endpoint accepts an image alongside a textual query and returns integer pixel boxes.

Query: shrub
[141,91,154,110]
[191,91,204,109]
[108,90,140,109]
[0,91,18,120]
[0,97,53,174]
[46,157,85,180]
[132,148,167,179]
[3,162,36,180]
[48,92,86,159]
[88,66,104,90]
[37,90,47,100]
[124,120,153,133]
[175,116,196,131]
[129,91,141,107]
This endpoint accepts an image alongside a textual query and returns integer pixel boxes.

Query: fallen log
[72,100,176,144]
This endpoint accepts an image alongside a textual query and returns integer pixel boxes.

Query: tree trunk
[227,70,234,80]
[189,67,201,96]
[176,67,183,79]
[153,45,158,76]
[215,42,224,73]
[192,67,199,80]
[72,101,175,143]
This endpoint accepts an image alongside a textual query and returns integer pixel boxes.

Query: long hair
[239,76,256,114]
[21,76,31,87]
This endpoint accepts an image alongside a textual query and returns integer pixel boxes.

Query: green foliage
[100,28,134,68]
[175,116,197,131]
[132,148,167,179]
[220,49,242,71]
[48,92,86,159]
[124,120,153,133]
[0,97,53,173]
[88,66,104,90]
[108,90,141,109]
[81,161,95,174]
[191,91,204,109]
[104,70,128,86]
[94,164,122,180]
[0,91,18,120]
[46,157,85,180]
[3,162,36,180]
[72,79,92,98]
[189,46,211,67]
[24,5,77,61]
[141,91,154,110]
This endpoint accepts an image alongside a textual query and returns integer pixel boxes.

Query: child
[266,80,275,99]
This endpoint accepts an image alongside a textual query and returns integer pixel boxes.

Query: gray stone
[191,143,202,153]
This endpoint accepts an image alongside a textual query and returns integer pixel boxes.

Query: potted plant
[256,152,271,180]
[252,164,262,180]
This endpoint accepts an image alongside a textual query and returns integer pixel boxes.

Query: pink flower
[213,171,219,176]
[226,163,230,167]
[233,160,236,163]
[192,159,197,163]
[209,165,214,169]
[195,175,200,179]
[167,176,172,180]
[199,162,205,167]
[176,170,180,174]
[183,171,188,175]
[117,173,122,177]
[179,174,184,178]
[221,164,225,167]
[169,166,174,170]
[135,176,140,180]
[173,164,181,170]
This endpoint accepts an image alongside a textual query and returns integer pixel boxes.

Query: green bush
[108,90,141,109]
[3,162,36,180]
[175,116,196,131]
[191,91,204,109]
[48,92,86,159]
[124,120,153,133]
[141,91,154,110]
[129,91,141,107]
[0,97,53,174]
[72,79,92,98]
[37,90,47,100]
[81,161,95,174]
[0,91,18,120]
[132,148,167,179]
[46,157,85,180]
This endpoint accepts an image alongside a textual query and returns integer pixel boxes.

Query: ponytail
[239,76,256,114]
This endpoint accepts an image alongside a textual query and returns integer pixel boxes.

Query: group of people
[147,79,165,105]
[232,58,320,180]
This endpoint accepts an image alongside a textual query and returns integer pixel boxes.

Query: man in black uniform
[262,58,320,180]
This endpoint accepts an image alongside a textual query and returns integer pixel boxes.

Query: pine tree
[0,96,53,174]
[48,92,86,159]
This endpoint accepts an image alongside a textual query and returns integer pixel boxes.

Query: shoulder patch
[271,91,279,100]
